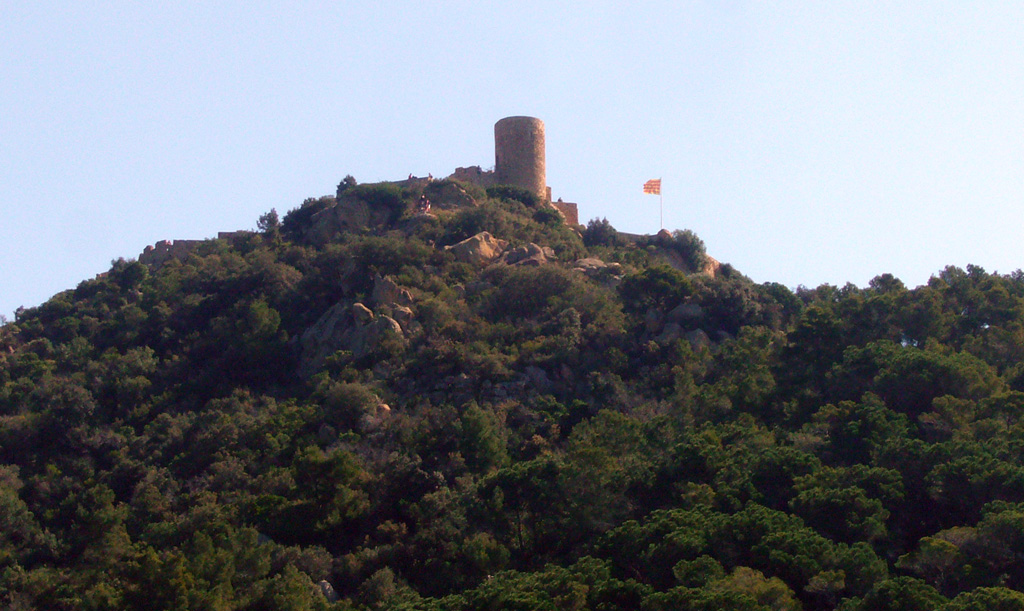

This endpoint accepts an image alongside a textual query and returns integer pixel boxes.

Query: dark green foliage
[485,185,542,208]
[346,182,407,224]
[583,217,620,247]
[840,577,946,611]
[337,174,358,197]
[668,229,707,272]
[619,265,694,314]
[440,197,586,261]
[257,208,282,242]
[942,586,1024,610]
[281,195,335,240]
[7,179,1024,609]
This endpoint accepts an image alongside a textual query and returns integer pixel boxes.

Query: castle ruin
[448,116,578,225]
[138,117,581,266]
[494,116,547,199]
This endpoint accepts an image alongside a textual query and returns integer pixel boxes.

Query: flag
[643,178,661,195]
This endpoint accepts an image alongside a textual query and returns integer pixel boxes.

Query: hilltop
[4,178,1024,610]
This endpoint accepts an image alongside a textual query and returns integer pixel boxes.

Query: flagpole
[660,191,663,231]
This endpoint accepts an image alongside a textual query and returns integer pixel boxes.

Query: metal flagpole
[660,191,663,231]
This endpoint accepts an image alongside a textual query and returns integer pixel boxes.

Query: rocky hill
[4,178,1024,610]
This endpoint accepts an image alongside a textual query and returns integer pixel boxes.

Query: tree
[257,208,281,242]
[841,577,946,611]
[583,217,619,247]
[942,587,1024,611]
[337,174,357,198]
[669,229,707,273]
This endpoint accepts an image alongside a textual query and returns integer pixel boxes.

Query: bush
[281,196,334,240]
[670,229,707,272]
[344,183,407,225]
[486,185,542,208]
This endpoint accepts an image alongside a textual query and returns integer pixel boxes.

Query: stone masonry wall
[494,116,546,200]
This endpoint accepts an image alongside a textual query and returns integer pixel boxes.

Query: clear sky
[4,2,1024,319]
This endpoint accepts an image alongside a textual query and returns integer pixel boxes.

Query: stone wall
[138,239,203,266]
[448,165,496,187]
[218,230,253,244]
[552,201,579,226]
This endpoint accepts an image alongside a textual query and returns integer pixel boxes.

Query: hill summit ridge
[5,118,1024,609]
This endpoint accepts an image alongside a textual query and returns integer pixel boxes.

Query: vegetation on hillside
[4,179,1024,609]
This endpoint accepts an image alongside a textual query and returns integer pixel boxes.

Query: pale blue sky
[3,2,1024,319]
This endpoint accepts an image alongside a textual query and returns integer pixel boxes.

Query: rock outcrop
[298,300,406,377]
[372,274,414,308]
[702,255,722,278]
[502,243,556,267]
[423,180,478,209]
[318,580,339,603]
[308,197,392,243]
[445,232,508,265]
[667,303,703,323]
[572,257,624,285]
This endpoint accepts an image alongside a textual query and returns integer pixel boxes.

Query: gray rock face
[667,303,703,323]
[445,232,508,265]
[347,315,403,362]
[298,302,405,377]
[685,329,712,350]
[424,181,478,209]
[352,303,374,324]
[299,302,348,378]
[372,275,414,307]
[308,198,392,243]
[318,580,339,602]
[572,257,624,285]
[656,322,683,345]
[573,257,607,272]
[391,305,414,328]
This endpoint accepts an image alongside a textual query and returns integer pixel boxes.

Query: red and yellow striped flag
[643,178,661,195]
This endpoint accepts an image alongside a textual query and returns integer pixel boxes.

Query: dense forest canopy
[4,178,1024,609]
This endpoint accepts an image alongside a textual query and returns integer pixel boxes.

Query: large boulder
[445,232,508,265]
[352,302,374,324]
[308,197,392,243]
[573,257,607,273]
[667,302,703,323]
[318,580,339,603]
[644,308,664,334]
[685,329,712,350]
[424,180,478,209]
[372,274,414,307]
[573,257,624,282]
[503,243,555,267]
[391,305,414,329]
[656,322,684,345]
[346,315,404,361]
[702,255,722,278]
[298,302,353,377]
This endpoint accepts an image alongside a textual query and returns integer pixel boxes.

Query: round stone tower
[494,116,546,200]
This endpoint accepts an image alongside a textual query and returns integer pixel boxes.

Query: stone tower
[494,116,546,200]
